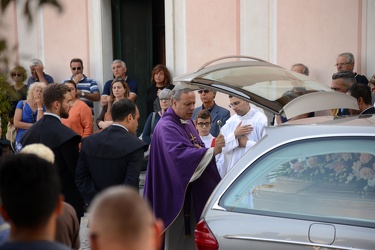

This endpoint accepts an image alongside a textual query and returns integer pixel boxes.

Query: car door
[204,136,375,249]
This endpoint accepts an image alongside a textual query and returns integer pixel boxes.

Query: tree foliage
[0,0,62,136]
[1,0,62,23]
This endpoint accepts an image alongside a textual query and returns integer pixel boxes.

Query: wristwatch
[81,92,85,97]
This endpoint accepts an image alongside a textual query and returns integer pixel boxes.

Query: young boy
[194,109,226,178]
[194,109,216,148]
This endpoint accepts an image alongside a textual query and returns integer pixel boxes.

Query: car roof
[174,55,359,119]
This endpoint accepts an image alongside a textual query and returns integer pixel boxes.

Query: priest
[143,84,225,249]
[217,95,267,176]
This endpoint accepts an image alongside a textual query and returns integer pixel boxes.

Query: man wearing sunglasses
[63,58,100,116]
[335,52,368,85]
[27,58,54,91]
[192,89,230,137]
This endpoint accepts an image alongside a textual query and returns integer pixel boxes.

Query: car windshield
[220,137,375,225]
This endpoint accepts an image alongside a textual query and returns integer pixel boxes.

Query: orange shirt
[62,99,93,138]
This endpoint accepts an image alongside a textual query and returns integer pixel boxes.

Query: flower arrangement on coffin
[277,152,375,197]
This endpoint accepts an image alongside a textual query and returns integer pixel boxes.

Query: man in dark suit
[331,71,356,116]
[346,83,375,115]
[76,99,147,204]
[192,89,230,137]
[20,83,84,222]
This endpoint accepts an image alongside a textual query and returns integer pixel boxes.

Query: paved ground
[79,171,147,250]
[79,214,90,250]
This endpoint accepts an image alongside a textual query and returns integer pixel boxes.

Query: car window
[220,137,375,225]
[199,66,331,102]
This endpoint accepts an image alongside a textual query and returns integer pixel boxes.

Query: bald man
[89,186,164,250]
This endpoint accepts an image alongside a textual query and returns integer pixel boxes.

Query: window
[220,137,375,224]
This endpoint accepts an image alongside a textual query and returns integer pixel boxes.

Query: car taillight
[195,219,219,250]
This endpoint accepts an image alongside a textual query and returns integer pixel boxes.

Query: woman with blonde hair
[13,82,46,152]
[97,78,130,130]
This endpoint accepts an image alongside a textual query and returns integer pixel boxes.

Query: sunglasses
[160,98,170,102]
[198,89,210,94]
[71,67,82,71]
[11,73,22,77]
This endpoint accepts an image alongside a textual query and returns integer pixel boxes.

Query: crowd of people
[0,51,374,249]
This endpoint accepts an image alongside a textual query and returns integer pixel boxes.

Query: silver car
[175,56,375,249]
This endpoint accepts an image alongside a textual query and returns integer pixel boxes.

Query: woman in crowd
[62,80,93,139]
[142,88,172,144]
[97,78,130,130]
[146,64,174,116]
[8,66,28,116]
[13,82,46,152]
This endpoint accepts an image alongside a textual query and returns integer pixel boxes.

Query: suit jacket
[20,114,84,220]
[354,73,369,85]
[76,125,147,203]
[193,102,230,137]
[360,106,375,115]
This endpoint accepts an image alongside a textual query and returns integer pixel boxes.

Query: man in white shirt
[217,95,267,176]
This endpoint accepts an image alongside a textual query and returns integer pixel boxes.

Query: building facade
[2,0,375,126]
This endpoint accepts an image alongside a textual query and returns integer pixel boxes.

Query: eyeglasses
[71,67,82,71]
[229,101,241,108]
[160,98,170,102]
[198,89,210,94]
[334,62,352,67]
[11,73,22,77]
[197,122,212,127]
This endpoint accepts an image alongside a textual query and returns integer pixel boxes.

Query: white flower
[346,173,354,183]
[298,157,306,162]
[367,178,375,187]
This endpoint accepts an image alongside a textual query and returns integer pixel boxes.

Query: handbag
[6,122,17,144]
[5,100,26,146]
[139,112,157,160]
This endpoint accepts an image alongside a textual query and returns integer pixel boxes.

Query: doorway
[111,0,165,134]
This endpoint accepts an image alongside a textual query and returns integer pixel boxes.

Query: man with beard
[20,83,84,223]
